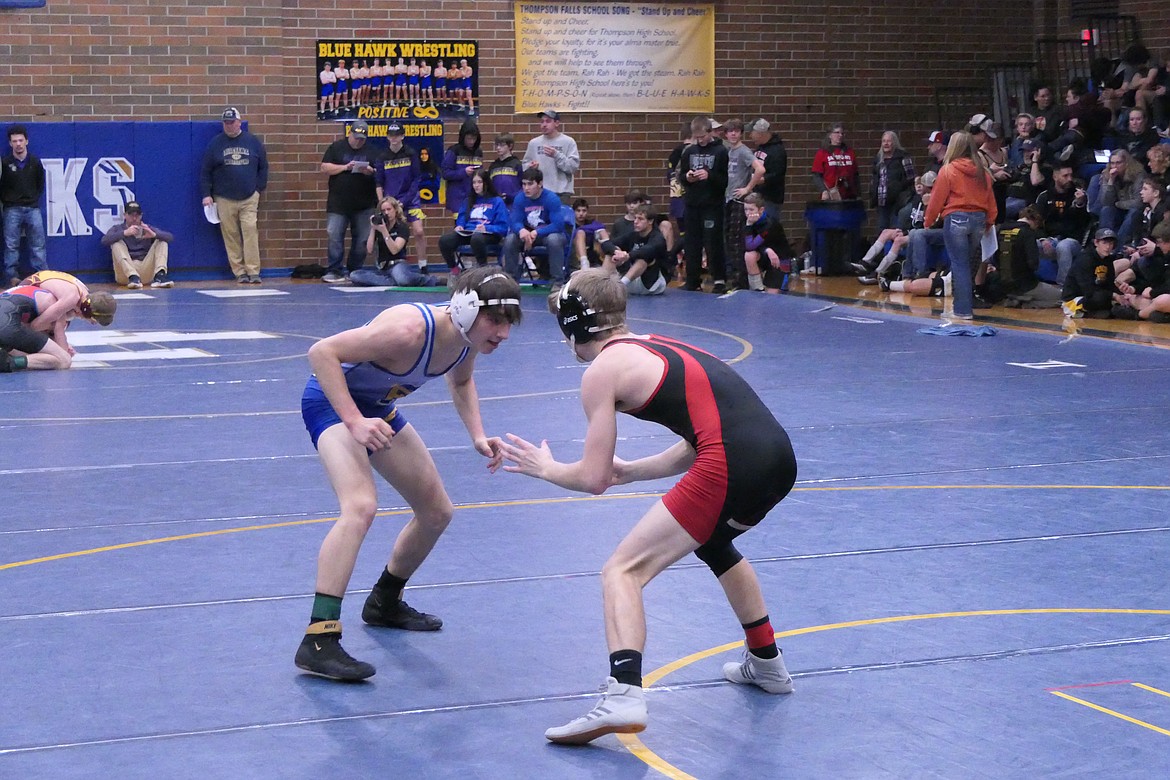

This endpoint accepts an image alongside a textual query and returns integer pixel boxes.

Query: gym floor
[2,275,1169,779]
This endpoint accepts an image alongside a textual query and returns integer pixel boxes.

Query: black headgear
[556,283,609,346]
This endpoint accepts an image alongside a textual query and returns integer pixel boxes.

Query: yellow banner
[514,3,714,114]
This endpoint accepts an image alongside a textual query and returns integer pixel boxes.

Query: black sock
[375,568,407,600]
[609,649,643,687]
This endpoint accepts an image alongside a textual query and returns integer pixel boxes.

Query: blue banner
[6,121,231,280]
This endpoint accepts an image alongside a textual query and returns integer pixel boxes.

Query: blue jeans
[906,228,945,279]
[502,230,567,284]
[349,264,439,287]
[942,211,985,317]
[3,206,47,280]
[326,209,375,274]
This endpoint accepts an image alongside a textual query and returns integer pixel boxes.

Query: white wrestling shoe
[545,677,647,745]
[723,649,794,694]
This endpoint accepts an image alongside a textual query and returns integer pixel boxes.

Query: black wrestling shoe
[295,621,375,681]
[362,589,443,631]
[0,349,15,373]
[1111,304,1139,320]
[1149,311,1170,323]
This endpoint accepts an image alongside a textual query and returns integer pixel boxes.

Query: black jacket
[753,134,788,204]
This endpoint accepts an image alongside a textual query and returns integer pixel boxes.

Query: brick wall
[0,0,1164,268]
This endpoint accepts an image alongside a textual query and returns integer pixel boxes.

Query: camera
[371,213,385,225]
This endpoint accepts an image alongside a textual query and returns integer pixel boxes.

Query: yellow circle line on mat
[618,608,1170,779]
[3,485,1168,572]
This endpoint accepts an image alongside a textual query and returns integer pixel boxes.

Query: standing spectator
[501,168,566,287]
[319,120,379,285]
[486,133,523,207]
[747,118,788,218]
[441,119,482,218]
[812,122,859,200]
[1034,161,1091,284]
[523,109,580,203]
[922,132,997,320]
[200,107,268,284]
[679,116,729,293]
[723,119,763,289]
[100,201,174,289]
[870,131,915,231]
[376,122,429,269]
[437,169,508,273]
[1,124,47,287]
[923,130,949,175]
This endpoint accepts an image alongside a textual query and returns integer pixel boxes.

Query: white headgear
[448,273,521,338]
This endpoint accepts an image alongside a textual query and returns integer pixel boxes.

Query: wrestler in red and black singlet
[603,334,797,545]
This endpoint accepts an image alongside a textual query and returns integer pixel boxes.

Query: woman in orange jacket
[923,132,998,319]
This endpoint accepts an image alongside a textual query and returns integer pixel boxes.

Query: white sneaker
[545,677,647,745]
[722,650,794,694]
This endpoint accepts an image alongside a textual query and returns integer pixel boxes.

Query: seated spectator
[1061,228,1124,318]
[1112,222,1170,322]
[869,131,915,231]
[1035,161,1091,283]
[351,196,441,287]
[0,270,116,371]
[599,204,668,295]
[99,200,175,289]
[1005,138,1046,219]
[879,269,951,298]
[1129,176,1170,247]
[997,205,1063,308]
[812,123,859,201]
[609,190,649,243]
[1047,78,1111,167]
[1031,83,1065,143]
[570,199,606,270]
[741,193,795,294]
[1007,114,1039,168]
[438,169,508,275]
[1109,107,1160,165]
[1146,143,1170,190]
[854,172,934,284]
[501,167,567,287]
[1088,149,1146,241]
[977,122,1012,223]
[1151,49,1170,132]
[487,133,524,207]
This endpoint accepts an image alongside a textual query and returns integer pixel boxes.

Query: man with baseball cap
[100,200,175,289]
[319,120,379,284]
[200,107,269,283]
[924,131,949,174]
[375,121,429,269]
[1061,226,1122,318]
[523,109,580,204]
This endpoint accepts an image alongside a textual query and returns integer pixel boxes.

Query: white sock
[889,280,907,292]
[874,251,900,275]
[862,238,884,263]
[748,273,764,291]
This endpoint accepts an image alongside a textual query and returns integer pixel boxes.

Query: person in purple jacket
[375,122,430,268]
[441,119,483,218]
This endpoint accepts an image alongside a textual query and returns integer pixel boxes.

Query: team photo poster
[316,40,479,123]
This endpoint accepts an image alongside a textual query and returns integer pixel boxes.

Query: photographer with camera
[350,197,442,288]
[320,120,379,284]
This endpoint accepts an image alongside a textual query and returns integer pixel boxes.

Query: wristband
[620,277,630,285]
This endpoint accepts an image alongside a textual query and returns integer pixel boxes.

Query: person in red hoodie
[923,132,998,320]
